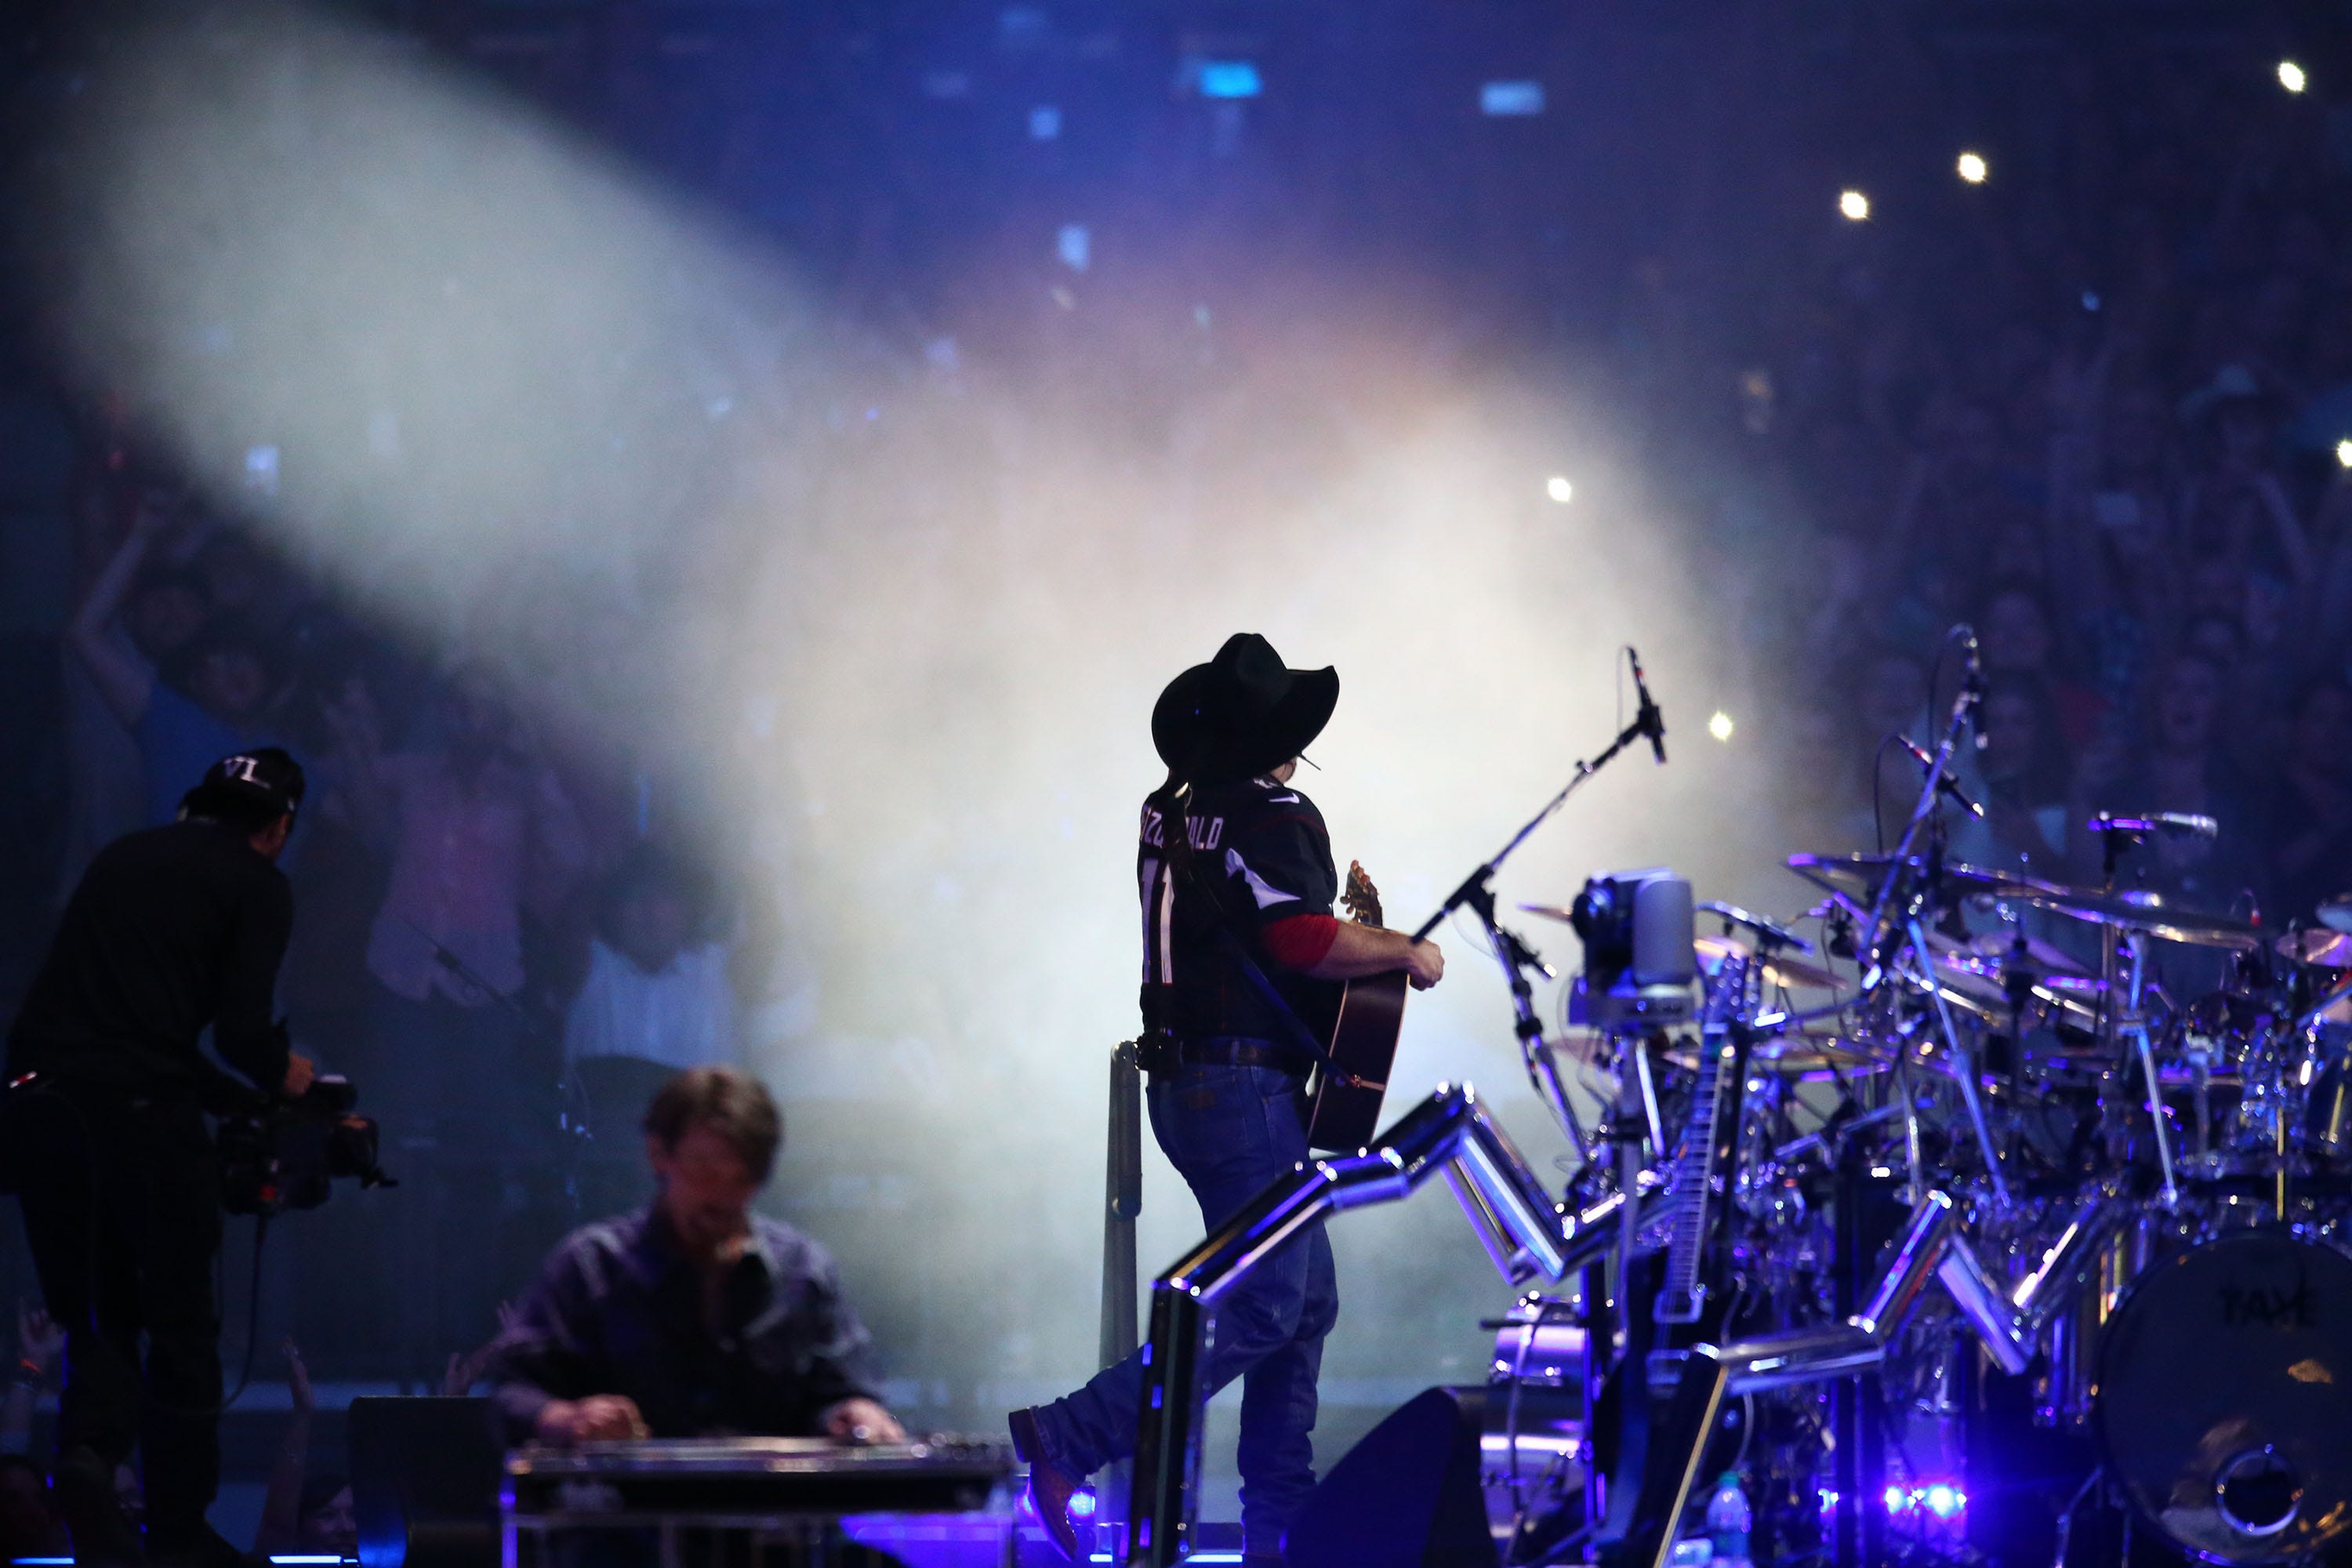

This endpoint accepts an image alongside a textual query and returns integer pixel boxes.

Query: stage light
[1923,1485,1965,1519]
[1956,151,1987,184]
[1029,105,1062,140]
[1545,475,1573,503]
[1199,61,1262,100]
[1884,1485,1909,1513]
[1708,711,1733,742]
[1480,82,1545,117]
[2336,437,2352,468]
[1069,1488,1098,1519]
[1057,224,1091,272]
[1838,190,1871,222]
[2280,60,2308,93]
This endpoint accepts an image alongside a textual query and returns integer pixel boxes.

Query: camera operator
[4,749,317,1567]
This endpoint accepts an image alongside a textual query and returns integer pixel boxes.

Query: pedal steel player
[488,1066,902,1449]
[4,750,318,1567]
[1010,633,1444,1565]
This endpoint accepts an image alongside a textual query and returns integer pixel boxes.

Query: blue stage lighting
[1480,82,1544,116]
[1199,62,1262,100]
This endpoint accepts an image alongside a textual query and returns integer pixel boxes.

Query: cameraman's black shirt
[8,821,292,1101]
[1138,774,1342,1045]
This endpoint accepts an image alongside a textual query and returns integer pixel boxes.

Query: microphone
[1696,899,1818,955]
[1896,735,1986,818]
[2088,811,2219,840]
[1627,647,1667,765]
[1958,623,1988,753]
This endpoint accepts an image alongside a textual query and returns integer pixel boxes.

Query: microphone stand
[1410,701,1662,1159]
[1849,631,2012,1206]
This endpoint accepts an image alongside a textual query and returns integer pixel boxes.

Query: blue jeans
[1030,1062,1339,1555]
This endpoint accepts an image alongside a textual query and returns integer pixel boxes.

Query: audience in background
[339,664,590,1126]
[66,502,290,830]
[564,845,738,1080]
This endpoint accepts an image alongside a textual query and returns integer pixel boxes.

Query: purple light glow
[1883,1483,1968,1519]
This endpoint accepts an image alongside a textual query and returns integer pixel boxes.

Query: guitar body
[1304,862,1410,1152]
[1305,970,1407,1151]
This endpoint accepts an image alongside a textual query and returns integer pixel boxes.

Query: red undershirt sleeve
[1261,913,1341,971]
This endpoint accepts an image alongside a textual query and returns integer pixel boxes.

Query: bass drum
[2097,1229,2352,1564]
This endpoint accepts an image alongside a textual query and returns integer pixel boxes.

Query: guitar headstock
[1700,948,1749,1029]
[1341,860,1385,927]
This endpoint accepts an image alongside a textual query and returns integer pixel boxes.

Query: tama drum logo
[2220,1278,2318,1328]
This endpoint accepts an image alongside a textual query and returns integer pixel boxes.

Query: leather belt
[1172,1036,1309,1074]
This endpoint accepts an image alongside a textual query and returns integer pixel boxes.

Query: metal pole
[1099,1040,1144,1368]
[1098,1040,1145,1551]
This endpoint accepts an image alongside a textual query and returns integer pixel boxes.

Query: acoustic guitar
[1303,862,1410,1151]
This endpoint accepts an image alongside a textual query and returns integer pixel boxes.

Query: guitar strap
[1156,847,1348,1079]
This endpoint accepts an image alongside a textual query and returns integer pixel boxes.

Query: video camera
[218,1074,396,1216]
[1567,868,1696,1029]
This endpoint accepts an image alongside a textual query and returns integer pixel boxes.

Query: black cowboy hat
[1152,633,1338,784]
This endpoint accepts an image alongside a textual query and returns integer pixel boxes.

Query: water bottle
[1704,1471,1751,1568]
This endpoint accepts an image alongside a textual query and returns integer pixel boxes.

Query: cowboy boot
[1007,1407,1083,1563]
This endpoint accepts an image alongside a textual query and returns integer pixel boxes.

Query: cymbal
[2014,885,2265,950]
[1752,1033,1888,1076]
[2321,898,2352,935]
[1693,933,1847,992]
[1665,1032,1887,1079]
[1785,851,2063,904]
[2279,929,2352,967]
[1947,929,2089,979]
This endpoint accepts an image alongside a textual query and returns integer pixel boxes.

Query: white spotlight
[1838,189,1871,222]
[1545,475,1574,504]
[1956,151,1987,184]
[2280,60,2309,93]
[2336,437,2352,469]
[1708,710,1735,742]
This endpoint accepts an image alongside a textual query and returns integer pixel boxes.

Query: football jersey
[1136,774,1342,1047]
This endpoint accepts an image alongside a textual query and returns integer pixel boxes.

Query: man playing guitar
[1008,633,1444,1565]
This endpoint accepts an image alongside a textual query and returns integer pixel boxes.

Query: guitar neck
[1656,960,1746,1326]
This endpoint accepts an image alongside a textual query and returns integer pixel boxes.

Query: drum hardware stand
[1631,1036,1667,1156]
[1581,1260,1611,1539]
[2085,819,2187,1210]
[2113,930,2183,1210]
[1906,908,2010,1207]
[1842,637,2015,1207]
[1609,1188,2125,1568]
[2050,1467,2103,1568]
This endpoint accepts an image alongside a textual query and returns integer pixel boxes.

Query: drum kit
[1480,676,2352,1567]
[1504,854,2352,1566]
